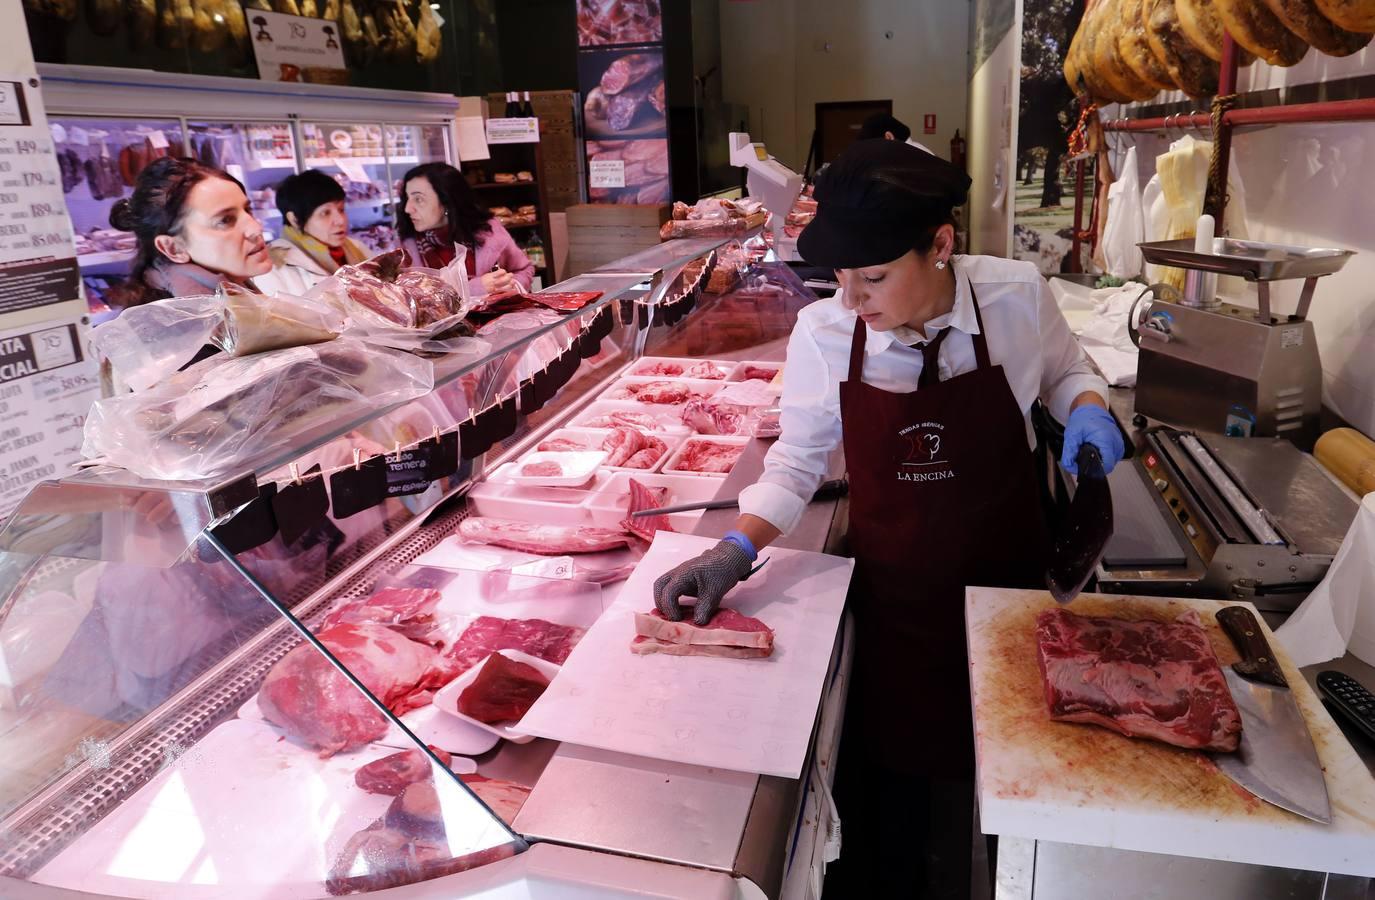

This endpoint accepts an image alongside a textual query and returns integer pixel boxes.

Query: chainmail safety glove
[653,539,756,626]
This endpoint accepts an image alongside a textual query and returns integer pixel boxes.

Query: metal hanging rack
[1067,35,1375,271]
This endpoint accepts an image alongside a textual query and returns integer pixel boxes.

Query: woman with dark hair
[106,157,272,308]
[651,140,1122,897]
[397,162,534,294]
[256,168,369,296]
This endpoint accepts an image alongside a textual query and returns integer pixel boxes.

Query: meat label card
[519,531,854,778]
[0,75,82,329]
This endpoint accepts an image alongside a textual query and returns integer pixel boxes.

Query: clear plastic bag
[81,339,435,480]
[309,248,471,330]
[88,287,346,392]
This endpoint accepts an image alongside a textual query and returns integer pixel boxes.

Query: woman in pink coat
[397,162,534,294]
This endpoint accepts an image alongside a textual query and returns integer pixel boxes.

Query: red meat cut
[1035,608,1243,752]
[258,624,458,757]
[520,461,564,478]
[355,747,453,796]
[458,517,633,554]
[621,478,672,543]
[321,588,443,643]
[673,439,743,473]
[445,615,586,675]
[634,608,774,651]
[602,426,646,466]
[457,653,550,724]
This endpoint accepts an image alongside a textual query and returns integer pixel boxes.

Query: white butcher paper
[518,531,854,779]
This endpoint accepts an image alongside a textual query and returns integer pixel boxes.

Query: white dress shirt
[737,254,1107,535]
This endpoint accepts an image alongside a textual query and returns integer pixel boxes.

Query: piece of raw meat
[622,436,667,469]
[615,380,696,404]
[520,461,563,478]
[685,361,727,380]
[740,365,779,382]
[322,588,443,643]
[395,270,463,327]
[458,652,550,724]
[258,624,457,757]
[538,436,592,452]
[600,52,662,94]
[635,360,686,377]
[602,426,646,466]
[583,410,667,431]
[355,747,453,796]
[630,637,772,659]
[681,399,749,436]
[673,439,743,474]
[458,517,633,555]
[1035,608,1243,752]
[527,290,602,311]
[621,478,672,543]
[445,615,586,675]
[328,779,517,895]
[460,773,531,825]
[634,608,774,651]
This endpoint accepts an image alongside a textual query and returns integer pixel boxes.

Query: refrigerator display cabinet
[37,65,460,316]
[0,236,849,898]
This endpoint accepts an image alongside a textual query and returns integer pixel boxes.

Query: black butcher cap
[798,139,972,270]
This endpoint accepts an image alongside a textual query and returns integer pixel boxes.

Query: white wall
[719,0,970,170]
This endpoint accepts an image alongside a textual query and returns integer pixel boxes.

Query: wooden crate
[566,203,670,276]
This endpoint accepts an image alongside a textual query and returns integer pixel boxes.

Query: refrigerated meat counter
[0,237,851,899]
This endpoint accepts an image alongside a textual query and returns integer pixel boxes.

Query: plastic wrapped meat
[457,653,550,724]
[395,269,464,327]
[258,624,459,757]
[444,615,586,675]
[458,518,632,555]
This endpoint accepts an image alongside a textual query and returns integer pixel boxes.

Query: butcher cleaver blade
[1210,606,1332,825]
[1045,444,1113,604]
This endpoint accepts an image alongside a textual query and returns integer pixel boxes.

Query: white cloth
[1101,146,1144,279]
[738,254,1108,535]
[1276,493,1375,667]
[1074,284,1148,388]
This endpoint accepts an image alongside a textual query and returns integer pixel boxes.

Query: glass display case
[186,120,300,240]
[0,234,831,897]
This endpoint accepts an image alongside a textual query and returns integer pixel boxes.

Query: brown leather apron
[839,283,1046,776]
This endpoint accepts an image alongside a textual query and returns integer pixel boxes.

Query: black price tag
[329,455,388,519]
[619,297,636,326]
[595,306,615,340]
[490,396,518,445]
[430,430,460,481]
[578,327,602,359]
[459,414,488,460]
[519,378,538,414]
[272,465,329,546]
[385,446,435,498]
[532,365,557,406]
[211,482,279,555]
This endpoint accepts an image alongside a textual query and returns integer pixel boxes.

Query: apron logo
[895,421,956,481]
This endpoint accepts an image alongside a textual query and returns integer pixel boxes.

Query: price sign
[0,74,80,330]
[485,117,540,144]
[590,158,626,189]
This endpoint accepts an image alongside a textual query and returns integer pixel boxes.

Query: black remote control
[1316,671,1375,746]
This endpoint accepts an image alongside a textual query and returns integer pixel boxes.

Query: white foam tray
[432,650,562,745]
[661,435,751,478]
[600,374,725,405]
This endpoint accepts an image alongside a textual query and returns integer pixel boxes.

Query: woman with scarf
[106,157,273,308]
[397,162,534,295]
[256,168,369,296]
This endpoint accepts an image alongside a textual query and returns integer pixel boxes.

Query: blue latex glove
[1061,404,1124,475]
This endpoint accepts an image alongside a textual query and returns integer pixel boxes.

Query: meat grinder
[1128,239,1354,447]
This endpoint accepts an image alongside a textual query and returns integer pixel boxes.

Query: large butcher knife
[1045,444,1113,603]
[1210,606,1332,824]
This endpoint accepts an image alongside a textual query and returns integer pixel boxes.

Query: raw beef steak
[445,616,586,675]
[355,747,453,796]
[321,588,443,643]
[630,637,771,659]
[634,608,774,651]
[458,653,550,724]
[1035,608,1243,752]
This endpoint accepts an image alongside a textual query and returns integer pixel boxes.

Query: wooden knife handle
[1216,605,1288,687]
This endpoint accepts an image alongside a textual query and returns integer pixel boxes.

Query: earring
[935,259,948,270]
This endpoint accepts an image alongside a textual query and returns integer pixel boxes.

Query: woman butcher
[652,140,1124,897]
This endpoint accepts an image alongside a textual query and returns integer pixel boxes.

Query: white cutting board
[518,531,854,779]
[34,719,509,899]
[967,587,1375,877]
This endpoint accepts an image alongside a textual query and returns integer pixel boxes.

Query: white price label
[485,117,540,145]
[148,130,170,150]
[589,158,626,189]
[0,81,25,126]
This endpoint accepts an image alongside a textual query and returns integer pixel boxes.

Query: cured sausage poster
[574,1,671,205]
